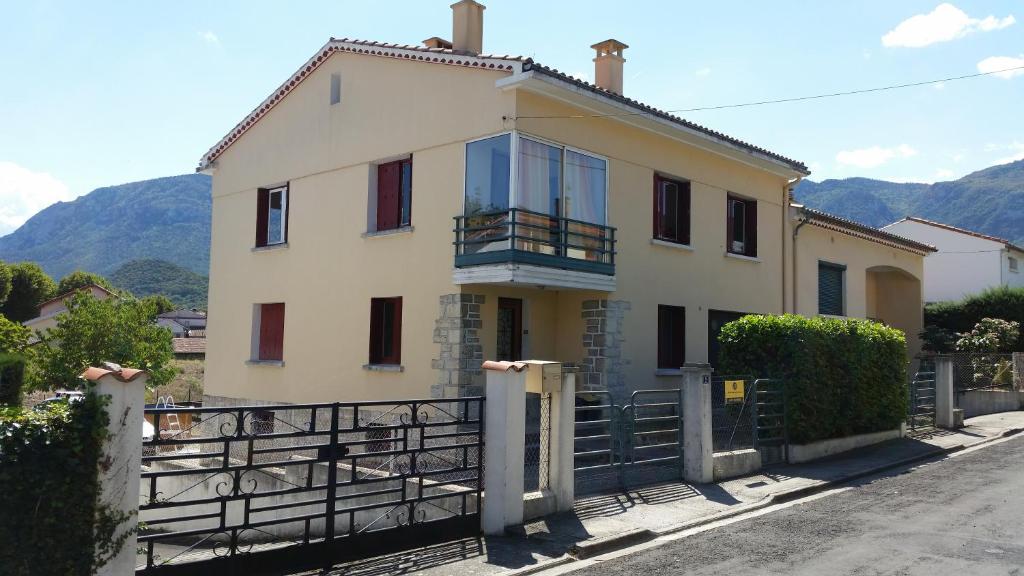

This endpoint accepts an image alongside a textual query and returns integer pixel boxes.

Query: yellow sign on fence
[724,380,745,403]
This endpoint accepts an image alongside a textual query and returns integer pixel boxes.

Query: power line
[514,65,1024,120]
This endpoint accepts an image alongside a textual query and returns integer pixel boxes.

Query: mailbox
[521,360,562,394]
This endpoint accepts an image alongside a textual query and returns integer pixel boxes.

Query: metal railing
[454,208,616,275]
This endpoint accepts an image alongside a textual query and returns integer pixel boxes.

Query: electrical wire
[514,65,1024,120]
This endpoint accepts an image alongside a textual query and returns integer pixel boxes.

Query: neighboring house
[23,284,114,336]
[156,309,208,338]
[200,1,930,405]
[172,337,206,359]
[883,216,1024,303]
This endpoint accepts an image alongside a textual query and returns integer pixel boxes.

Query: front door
[497,297,523,361]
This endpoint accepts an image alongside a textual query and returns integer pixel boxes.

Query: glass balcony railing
[454,208,616,276]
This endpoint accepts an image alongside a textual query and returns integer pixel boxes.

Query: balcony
[453,208,617,291]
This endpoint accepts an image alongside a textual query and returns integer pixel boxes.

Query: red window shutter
[389,297,402,365]
[377,162,400,231]
[369,297,402,365]
[255,189,270,247]
[680,182,691,245]
[369,299,383,364]
[657,305,686,369]
[258,303,285,361]
[745,200,757,257]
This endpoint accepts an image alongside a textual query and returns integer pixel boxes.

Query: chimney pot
[591,39,628,94]
[451,0,485,55]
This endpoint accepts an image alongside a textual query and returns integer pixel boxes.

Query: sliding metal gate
[138,397,484,575]
[908,371,937,430]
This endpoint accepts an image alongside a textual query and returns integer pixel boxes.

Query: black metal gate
[751,379,787,465]
[908,371,937,430]
[138,397,484,575]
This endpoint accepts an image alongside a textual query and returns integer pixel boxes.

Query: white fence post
[83,364,147,576]
[935,356,955,429]
[481,361,526,535]
[547,369,576,512]
[682,363,714,484]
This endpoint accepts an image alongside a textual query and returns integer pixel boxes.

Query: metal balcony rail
[454,208,616,276]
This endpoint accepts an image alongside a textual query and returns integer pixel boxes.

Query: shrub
[718,314,908,445]
[0,391,128,575]
[0,353,26,407]
[925,286,1024,351]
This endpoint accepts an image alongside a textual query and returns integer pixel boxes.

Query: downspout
[791,203,810,315]
[784,177,805,313]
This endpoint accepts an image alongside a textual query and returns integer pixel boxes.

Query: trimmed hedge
[0,392,121,575]
[0,353,26,407]
[925,286,1024,351]
[718,314,908,445]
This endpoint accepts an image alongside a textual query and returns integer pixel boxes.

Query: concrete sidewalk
[315,412,1024,576]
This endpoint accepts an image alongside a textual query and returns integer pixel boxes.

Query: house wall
[1004,248,1024,291]
[792,220,925,359]
[882,220,1004,302]
[205,53,511,404]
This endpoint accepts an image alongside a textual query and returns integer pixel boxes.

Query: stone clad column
[579,299,631,400]
[432,293,485,398]
[82,363,148,576]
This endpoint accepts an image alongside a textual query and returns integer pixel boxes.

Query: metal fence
[524,392,551,492]
[908,371,937,430]
[711,375,756,452]
[950,352,1016,393]
[138,398,484,575]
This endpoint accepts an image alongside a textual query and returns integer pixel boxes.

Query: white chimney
[591,39,628,94]
[451,0,485,55]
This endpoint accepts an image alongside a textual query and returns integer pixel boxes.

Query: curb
[505,426,1024,575]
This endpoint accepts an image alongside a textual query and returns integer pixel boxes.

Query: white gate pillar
[682,363,714,484]
[83,363,148,576]
[935,356,955,429]
[547,369,576,512]
[482,360,527,535]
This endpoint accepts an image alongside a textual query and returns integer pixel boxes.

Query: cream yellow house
[200,1,932,406]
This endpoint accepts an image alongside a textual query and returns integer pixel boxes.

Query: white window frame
[266,185,288,246]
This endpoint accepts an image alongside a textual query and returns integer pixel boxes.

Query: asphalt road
[572,436,1024,576]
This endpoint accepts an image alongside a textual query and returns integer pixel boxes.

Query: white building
[883,217,1024,303]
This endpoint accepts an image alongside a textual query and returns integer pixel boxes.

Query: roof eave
[504,68,809,179]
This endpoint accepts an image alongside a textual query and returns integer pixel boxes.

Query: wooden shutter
[657,305,685,369]
[388,297,403,365]
[255,188,270,247]
[258,303,285,361]
[377,162,401,231]
[680,181,691,245]
[744,200,757,257]
[818,263,845,316]
[369,297,402,365]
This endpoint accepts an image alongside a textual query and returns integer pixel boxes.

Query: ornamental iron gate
[138,397,484,575]
[573,389,684,495]
[908,371,937,430]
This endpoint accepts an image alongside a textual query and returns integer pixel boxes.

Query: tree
[0,314,30,353]
[0,261,12,307]
[31,292,176,390]
[0,263,56,322]
[55,270,115,296]
[956,318,1020,353]
[141,294,176,317]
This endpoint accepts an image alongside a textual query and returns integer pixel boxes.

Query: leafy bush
[925,286,1024,351]
[0,391,127,575]
[955,318,1020,353]
[718,314,908,445]
[0,354,26,407]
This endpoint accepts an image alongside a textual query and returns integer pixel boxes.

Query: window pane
[730,199,745,252]
[465,134,510,216]
[517,137,561,216]
[268,188,285,244]
[659,181,679,240]
[564,150,606,224]
[400,161,412,226]
[657,305,685,369]
[381,301,395,357]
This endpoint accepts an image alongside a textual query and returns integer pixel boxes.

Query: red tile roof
[197,38,807,175]
[800,207,936,255]
[897,216,1024,253]
[172,338,207,355]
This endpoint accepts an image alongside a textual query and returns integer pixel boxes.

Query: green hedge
[718,314,908,445]
[0,353,26,407]
[925,286,1024,351]
[0,391,120,576]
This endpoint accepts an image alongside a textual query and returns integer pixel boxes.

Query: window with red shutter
[653,175,691,245]
[376,158,412,231]
[657,305,686,369]
[257,303,285,361]
[255,185,288,247]
[369,297,402,365]
[727,195,757,257]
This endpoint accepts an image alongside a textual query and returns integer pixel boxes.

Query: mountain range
[0,160,1021,307]
[794,160,1024,245]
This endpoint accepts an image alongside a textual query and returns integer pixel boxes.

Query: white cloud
[0,162,74,236]
[695,67,712,77]
[835,144,918,169]
[882,4,1015,48]
[977,55,1024,79]
[200,31,220,45]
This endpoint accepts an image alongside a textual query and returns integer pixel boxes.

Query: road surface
[570,436,1024,575]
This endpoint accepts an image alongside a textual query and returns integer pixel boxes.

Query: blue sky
[1,1,1021,235]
